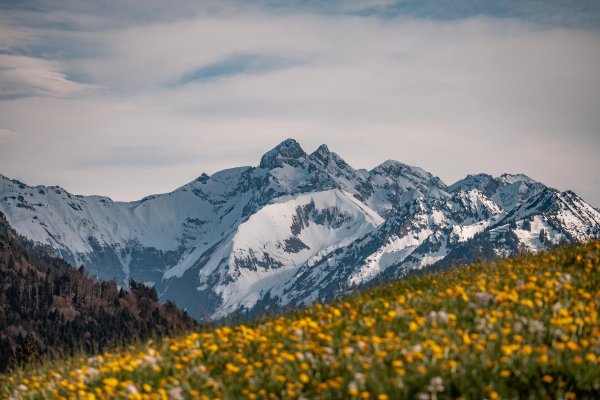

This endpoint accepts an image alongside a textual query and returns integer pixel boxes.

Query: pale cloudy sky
[0,0,599,206]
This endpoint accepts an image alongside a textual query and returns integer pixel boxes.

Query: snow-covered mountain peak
[308,144,354,174]
[310,144,345,167]
[1,139,598,321]
[498,173,537,185]
[259,138,307,169]
[450,172,539,192]
[504,188,600,229]
[441,188,600,258]
[449,172,546,211]
[373,160,431,180]
[195,173,210,184]
[313,144,331,156]
[448,173,495,192]
[370,160,446,191]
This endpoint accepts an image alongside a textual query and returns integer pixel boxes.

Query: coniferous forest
[0,212,197,373]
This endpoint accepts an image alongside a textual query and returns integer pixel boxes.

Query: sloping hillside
[3,242,599,399]
[0,212,196,373]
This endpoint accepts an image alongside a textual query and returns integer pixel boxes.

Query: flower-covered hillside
[3,242,600,399]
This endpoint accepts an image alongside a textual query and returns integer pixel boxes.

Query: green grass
[2,242,600,399]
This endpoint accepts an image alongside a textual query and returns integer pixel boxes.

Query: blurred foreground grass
[2,242,599,399]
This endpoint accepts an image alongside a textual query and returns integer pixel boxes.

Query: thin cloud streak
[0,54,100,98]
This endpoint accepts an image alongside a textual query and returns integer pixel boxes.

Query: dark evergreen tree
[0,211,197,372]
[539,229,546,243]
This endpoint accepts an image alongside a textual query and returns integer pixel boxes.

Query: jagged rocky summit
[1,139,599,320]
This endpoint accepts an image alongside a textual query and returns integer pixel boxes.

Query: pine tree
[539,229,546,243]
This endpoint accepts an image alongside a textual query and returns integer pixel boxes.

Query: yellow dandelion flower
[299,373,310,384]
[225,363,240,374]
[102,377,119,388]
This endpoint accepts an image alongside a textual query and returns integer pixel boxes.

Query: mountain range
[1,139,599,320]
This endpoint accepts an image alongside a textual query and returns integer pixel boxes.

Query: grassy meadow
[2,242,599,399]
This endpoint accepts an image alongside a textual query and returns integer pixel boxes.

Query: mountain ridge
[1,139,599,320]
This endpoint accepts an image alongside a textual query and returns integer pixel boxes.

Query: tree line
[0,212,197,373]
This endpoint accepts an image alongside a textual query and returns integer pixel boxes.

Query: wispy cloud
[175,53,304,85]
[0,0,598,205]
[0,55,100,99]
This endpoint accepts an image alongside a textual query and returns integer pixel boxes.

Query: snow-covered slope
[1,139,599,320]
[436,188,600,268]
[277,189,504,306]
[449,173,546,210]
[490,189,600,250]
[202,189,383,318]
